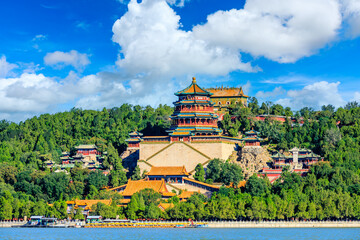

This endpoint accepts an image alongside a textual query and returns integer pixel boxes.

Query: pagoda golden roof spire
[192,77,196,83]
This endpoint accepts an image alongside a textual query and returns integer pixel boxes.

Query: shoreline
[2,220,360,228]
[207,221,360,228]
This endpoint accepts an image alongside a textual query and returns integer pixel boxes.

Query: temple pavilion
[242,130,262,147]
[207,86,248,113]
[261,147,324,183]
[145,166,190,183]
[123,77,242,176]
[108,179,175,200]
[126,131,143,149]
[166,77,222,141]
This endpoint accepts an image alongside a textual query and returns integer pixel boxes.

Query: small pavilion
[242,130,262,146]
[146,166,190,183]
[126,131,143,149]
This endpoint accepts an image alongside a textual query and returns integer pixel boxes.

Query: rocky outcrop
[121,149,139,170]
[234,146,272,179]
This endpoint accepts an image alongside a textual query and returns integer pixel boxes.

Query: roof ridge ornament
[192,77,196,83]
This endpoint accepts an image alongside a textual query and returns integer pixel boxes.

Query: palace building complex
[118,78,244,198]
[207,86,248,113]
[123,78,242,175]
[117,77,324,201]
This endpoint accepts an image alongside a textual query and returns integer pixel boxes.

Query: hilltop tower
[123,77,241,175]
[167,77,221,141]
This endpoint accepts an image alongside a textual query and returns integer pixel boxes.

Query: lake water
[0,228,359,240]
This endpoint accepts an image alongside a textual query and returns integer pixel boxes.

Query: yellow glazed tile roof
[66,199,112,210]
[207,87,249,98]
[122,179,171,197]
[178,190,198,199]
[146,166,189,176]
[158,203,174,211]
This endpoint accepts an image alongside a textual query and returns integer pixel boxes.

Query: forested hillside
[0,99,359,220]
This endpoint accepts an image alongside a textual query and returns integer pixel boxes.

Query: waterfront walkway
[2,220,360,228]
[0,220,84,228]
[207,220,360,228]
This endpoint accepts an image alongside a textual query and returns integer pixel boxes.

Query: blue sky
[0,0,360,121]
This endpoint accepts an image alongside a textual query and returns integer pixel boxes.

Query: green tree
[206,159,223,182]
[194,163,205,182]
[87,171,109,190]
[0,197,13,220]
[245,175,269,197]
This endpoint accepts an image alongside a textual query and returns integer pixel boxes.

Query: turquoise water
[0,228,359,240]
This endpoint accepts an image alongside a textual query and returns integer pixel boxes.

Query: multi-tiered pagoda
[166,77,222,141]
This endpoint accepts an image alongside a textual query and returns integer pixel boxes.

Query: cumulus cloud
[112,0,255,77]
[276,81,346,110]
[44,50,90,70]
[0,56,17,78]
[0,55,178,121]
[0,69,102,115]
[193,0,342,63]
[75,73,180,110]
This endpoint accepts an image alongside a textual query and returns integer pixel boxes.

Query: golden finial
[192,77,196,83]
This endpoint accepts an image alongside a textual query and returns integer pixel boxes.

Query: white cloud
[241,81,251,96]
[112,0,255,77]
[44,50,90,70]
[341,0,360,38]
[118,0,189,7]
[2,0,360,122]
[193,0,342,63]
[0,67,102,115]
[262,75,312,85]
[353,91,360,102]
[0,73,63,113]
[256,87,286,99]
[75,73,179,110]
[276,81,346,110]
[166,0,189,7]
[75,21,90,30]
[32,34,47,41]
[0,56,17,78]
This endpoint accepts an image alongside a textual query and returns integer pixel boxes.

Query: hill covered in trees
[0,99,359,220]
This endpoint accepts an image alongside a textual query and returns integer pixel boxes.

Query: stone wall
[139,143,170,161]
[191,142,236,161]
[138,142,237,174]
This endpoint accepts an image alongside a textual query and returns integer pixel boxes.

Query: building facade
[122,78,242,174]
[167,77,222,141]
[242,130,262,147]
[207,87,248,113]
[261,147,324,183]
